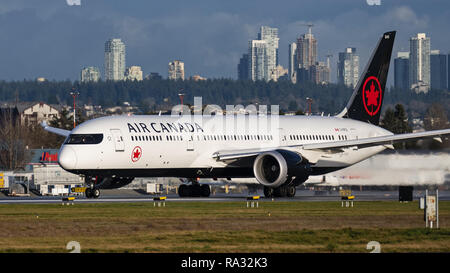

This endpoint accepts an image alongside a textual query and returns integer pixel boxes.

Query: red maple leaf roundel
[131,146,142,162]
[362,76,382,116]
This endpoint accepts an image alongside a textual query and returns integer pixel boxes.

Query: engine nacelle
[253,151,289,188]
[253,150,308,188]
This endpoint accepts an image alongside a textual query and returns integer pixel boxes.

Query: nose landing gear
[85,188,100,199]
[84,176,101,199]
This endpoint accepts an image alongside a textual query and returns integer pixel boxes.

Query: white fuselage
[58,115,392,178]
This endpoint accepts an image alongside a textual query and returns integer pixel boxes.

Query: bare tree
[423,103,450,150]
[0,108,31,170]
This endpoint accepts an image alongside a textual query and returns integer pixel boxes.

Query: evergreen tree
[381,104,413,149]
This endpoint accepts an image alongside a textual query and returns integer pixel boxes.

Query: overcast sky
[0,0,449,84]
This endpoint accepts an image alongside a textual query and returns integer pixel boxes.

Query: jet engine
[253,150,308,188]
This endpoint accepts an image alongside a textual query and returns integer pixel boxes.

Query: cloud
[0,0,448,81]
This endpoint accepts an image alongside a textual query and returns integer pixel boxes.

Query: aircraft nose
[58,146,77,170]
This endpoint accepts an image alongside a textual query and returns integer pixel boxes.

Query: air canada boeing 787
[43,31,450,198]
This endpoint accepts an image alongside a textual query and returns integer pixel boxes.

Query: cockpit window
[65,134,103,145]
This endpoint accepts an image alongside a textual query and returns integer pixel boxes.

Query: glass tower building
[337,47,359,88]
[104,38,126,81]
[430,50,447,90]
[409,33,430,93]
[394,52,409,90]
[247,26,279,82]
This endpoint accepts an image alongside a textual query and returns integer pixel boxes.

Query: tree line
[0,79,449,170]
[0,79,448,119]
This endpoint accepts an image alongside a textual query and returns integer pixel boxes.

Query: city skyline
[0,0,449,86]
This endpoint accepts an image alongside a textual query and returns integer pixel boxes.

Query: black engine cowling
[253,150,309,188]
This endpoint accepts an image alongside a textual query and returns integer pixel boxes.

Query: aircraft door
[186,135,194,151]
[278,128,287,145]
[110,129,125,152]
[349,130,358,151]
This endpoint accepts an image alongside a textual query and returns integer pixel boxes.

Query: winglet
[40,121,71,137]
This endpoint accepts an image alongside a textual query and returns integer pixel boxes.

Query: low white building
[16,102,60,126]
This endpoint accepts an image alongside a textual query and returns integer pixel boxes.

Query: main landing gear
[263,184,296,198]
[263,176,306,198]
[178,179,211,197]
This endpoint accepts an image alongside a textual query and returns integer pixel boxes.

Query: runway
[1,189,449,204]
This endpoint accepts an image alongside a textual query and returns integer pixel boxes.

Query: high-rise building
[337,47,359,88]
[168,60,185,80]
[296,32,317,70]
[288,43,297,83]
[247,26,279,82]
[104,38,126,81]
[238,54,249,80]
[249,39,267,81]
[394,52,409,90]
[409,33,431,93]
[125,66,143,81]
[310,62,330,85]
[258,26,279,77]
[430,50,447,90]
[81,66,100,83]
[294,28,318,84]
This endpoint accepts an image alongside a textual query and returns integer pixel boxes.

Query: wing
[301,129,450,150]
[212,147,276,161]
[213,129,450,162]
[40,121,71,137]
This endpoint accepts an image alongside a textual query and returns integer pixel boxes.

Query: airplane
[43,31,450,199]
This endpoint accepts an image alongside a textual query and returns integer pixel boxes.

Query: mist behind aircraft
[308,152,450,186]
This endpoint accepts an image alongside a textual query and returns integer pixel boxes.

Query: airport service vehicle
[43,31,450,198]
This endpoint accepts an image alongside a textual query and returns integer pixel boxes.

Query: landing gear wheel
[286,185,296,197]
[190,184,201,197]
[178,184,189,197]
[274,186,287,197]
[200,184,211,197]
[264,186,274,198]
[85,188,92,198]
[93,189,100,199]
[179,184,210,197]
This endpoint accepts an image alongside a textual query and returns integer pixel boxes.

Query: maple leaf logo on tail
[362,76,382,116]
[365,82,379,107]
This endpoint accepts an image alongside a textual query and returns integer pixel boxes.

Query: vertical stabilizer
[338,31,396,125]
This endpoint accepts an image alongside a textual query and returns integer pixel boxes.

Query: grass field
[0,201,449,253]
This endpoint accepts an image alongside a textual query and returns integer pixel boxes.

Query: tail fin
[338,31,396,125]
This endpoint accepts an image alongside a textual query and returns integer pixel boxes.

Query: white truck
[146,183,163,194]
